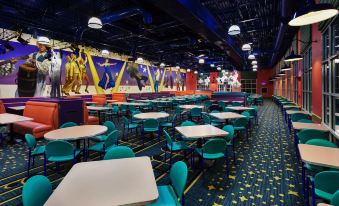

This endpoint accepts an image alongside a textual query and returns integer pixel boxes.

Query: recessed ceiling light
[88,17,103,29]
[194,70,198,74]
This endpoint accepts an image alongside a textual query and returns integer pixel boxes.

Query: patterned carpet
[0,100,304,206]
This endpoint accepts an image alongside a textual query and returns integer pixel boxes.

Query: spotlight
[251,60,257,65]
[242,44,251,51]
[248,54,255,60]
[210,64,215,67]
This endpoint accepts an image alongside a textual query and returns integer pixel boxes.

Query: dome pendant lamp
[284,50,303,62]
[288,0,338,26]
[228,25,241,35]
[88,17,103,29]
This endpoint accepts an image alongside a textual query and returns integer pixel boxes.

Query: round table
[44,125,107,141]
[133,112,169,120]
[179,105,204,110]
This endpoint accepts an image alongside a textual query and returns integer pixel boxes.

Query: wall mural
[0,40,186,97]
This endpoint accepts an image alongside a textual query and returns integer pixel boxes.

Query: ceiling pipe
[270,0,289,66]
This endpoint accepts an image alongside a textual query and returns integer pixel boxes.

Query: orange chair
[92,95,107,106]
[0,100,5,114]
[13,101,59,139]
[112,93,126,102]
[83,105,99,125]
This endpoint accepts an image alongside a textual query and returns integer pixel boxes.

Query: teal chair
[161,114,177,136]
[105,105,119,121]
[122,116,139,140]
[232,102,241,106]
[247,107,258,124]
[22,175,52,206]
[218,101,225,109]
[285,107,300,111]
[313,171,339,205]
[296,119,314,123]
[203,114,221,127]
[142,119,160,143]
[222,125,236,162]
[148,161,188,206]
[92,121,116,142]
[119,104,128,116]
[204,100,212,111]
[290,113,311,122]
[297,129,329,144]
[104,146,135,160]
[330,190,339,206]
[59,121,77,128]
[190,107,202,122]
[195,138,229,177]
[163,129,192,166]
[232,117,249,141]
[44,140,80,176]
[88,130,119,159]
[131,110,143,125]
[25,134,45,177]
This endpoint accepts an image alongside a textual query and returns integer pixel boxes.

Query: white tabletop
[44,157,158,206]
[133,112,169,120]
[317,203,331,206]
[113,102,147,106]
[292,122,329,131]
[7,106,26,111]
[209,112,245,120]
[106,99,118,103]
[87,106,110,111]
[286,110,308,115]
[85,101,99,105]
[283,105,301,109]
[298,144,339,169]
[0,113,33,124]
[44,125,107,141]
[175,124,228,139]
[179,105,204,110]
[226,106,254,111]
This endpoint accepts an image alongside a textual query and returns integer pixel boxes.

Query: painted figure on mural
[62,55,72,96]
[165,68,173,89]
[78,50,89,93]
[176,69,181,91]
[154,68,160,92]
[49,49,62,98]
[70,53,82,94]
[97,58,116,90]
[126,62,148,91]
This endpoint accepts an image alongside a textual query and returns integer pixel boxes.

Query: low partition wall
[211,92,247,105]
[127,92,173,100]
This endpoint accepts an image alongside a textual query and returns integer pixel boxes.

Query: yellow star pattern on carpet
[218,195,225,200]
[239,196,248,202]
[288,190,299,196]
[208,185,216,190]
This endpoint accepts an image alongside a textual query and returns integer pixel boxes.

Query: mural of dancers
[78,50,89,93]
[97,58,116,90]
[154,68,160,92]
[62,55,72,96]
[49,49,62,98]
[126,62,148,91]
[165,68,173,89]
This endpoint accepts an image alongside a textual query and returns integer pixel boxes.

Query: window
[302,47,312,113]
[322,17,339,137]
[293,62,299,103]
[241,79,257,94]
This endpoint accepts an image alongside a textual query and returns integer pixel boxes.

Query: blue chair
[148,161,188,206]
[44,140,80,176]
[92,121,116,142]
[59,121,77,128]
[88,130,119,159]
[142,119,160,143]
[25,134,45,176]
[195,138,229,177]
[104,146,135,160]
[22,175,52,206]
[163,129,192,166]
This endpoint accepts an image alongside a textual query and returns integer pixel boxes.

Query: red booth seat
[83,105,99,125]
[13,101,59,139]
[0,100,5,114]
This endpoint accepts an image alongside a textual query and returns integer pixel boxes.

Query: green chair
[218,101,225,109]
[313,171,339,205]
[285,107,300,111]
[163,129,192,166]
[210,110,224,125]
[44,140,80,176]
[296,119,314,123]
[190,107,202,122]
[222,125,236,162]
[92,121,116,142]
[204,100,212,111]
[25,134,45,177]
[290,113,311,122]
[142,119,160,143]
[131,110,143,125]
[88,130,119,159]
[22,175,52,206]
[297,129,329,144]
[195,138,229,176]
[232,117,249,141]
[122,116,139,140]
[104,146,135,160]
[203,114,221,127]
[148,161,188,206]
[161,114,177,136]
[330,190,339,206]
[247,108,258,124]
[119,104,128,115]
[105,105,120,121]
[232,102,242,106]
[59,121,77,128]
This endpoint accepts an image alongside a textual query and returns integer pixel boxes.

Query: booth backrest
[0,100,5,114]
[23,101,59,129]
[83,104,89,124]
[112,93,126,102]
[92,95,107,105]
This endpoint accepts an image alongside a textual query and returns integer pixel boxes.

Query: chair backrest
[143,119,159,129]
[211,110,220,113]
[112,105,119,112]
[163,129,173,145]
[298,129,329,144]
[104,146,135,160]
[315,171,339,194]
[296,119,313,123]
[25,134,37,149]
[122,116,129,125]
[305,139,337,148]
[202,138,227,154]
[247,108,256,116]
[222,125,234,141]
[331,190,339,206]
[285,107,300,111]
[233,117,249,127]
[290,113,310,122]
[232,102,241,106]
[202,115,211,124]
[171,114,177,123]
[45,140,74,158]
[60,121,77,128]
[190,107,202,116]
[223,107,230,112]
[105,130,119,148]
[103,121,116,134]
[22,175,52,206]
[218,102,225,108]
[180,121,196,126]
[170,161,188,199]
[241,111,250,119]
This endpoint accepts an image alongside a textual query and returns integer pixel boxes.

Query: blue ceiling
[0,0,303,70]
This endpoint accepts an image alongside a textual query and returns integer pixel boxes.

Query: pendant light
[281,64,292,71]
[284,50,303,62]
[101,49,109,56]
[288,0,338,26]
[137,57,144,63]
[253,68,257,72]
[228,25,241,35]
[252,65,258,69]
[187,69,191,72]
[248,54,255,60]
[278,71,286,76]
[251,60,257,65]
[210,63,215,67]
[198,58,205,64]
[160,62,165,68]
[88,17,103,29]
[242,44,251,51]
[194,70,198,74]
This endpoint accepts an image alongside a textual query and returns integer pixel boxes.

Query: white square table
[209,112,245,120]
[44,156,158,206]
[226,106,254,112]
[298,144,339,169]
[292,122,329,131]
[175,124,228,140]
